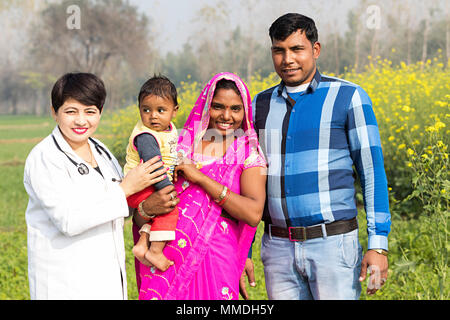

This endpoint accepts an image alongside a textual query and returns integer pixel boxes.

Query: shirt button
[287,136,291,139]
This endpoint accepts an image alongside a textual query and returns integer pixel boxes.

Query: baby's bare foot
[144,250,174,272]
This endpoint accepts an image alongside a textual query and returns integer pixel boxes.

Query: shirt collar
[277,68,321,97]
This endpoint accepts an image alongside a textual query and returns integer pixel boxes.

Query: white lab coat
[24,126,129,300]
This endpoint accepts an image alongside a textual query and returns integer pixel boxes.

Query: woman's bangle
[215,186,228,204]
[138,200,156,221]
[217,187,231,206]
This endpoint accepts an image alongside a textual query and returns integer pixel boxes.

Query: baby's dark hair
[138,75,178,107]
[51,72,106,113]
[213,79,241,98]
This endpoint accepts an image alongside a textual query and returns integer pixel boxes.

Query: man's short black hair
[51,72,106,113]
[269,13,318,45]
[138,75,178,107]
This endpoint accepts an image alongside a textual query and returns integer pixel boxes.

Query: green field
[0,115,447,300]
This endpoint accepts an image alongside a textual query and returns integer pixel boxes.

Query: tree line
[0,0,448,115]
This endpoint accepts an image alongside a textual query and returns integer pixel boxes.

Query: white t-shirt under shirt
[286,83,310,102]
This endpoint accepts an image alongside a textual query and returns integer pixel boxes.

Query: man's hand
[239,258,256,300]
[133,185,179,228]
[359,250,388,295]
[142,185,179,215]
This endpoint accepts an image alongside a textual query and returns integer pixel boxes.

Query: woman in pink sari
[132,72,267,300]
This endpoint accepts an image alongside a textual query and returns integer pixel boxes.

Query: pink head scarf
[177,72,263,166]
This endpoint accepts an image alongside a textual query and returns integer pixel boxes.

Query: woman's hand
[173,158,205,185]
[239,258,256,300]
[119,156,166,197]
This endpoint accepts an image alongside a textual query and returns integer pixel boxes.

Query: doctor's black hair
[138,75,178,108]
[269,13,318,46]
[51,73,106,113]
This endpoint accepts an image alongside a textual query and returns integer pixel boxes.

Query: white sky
[129,0,357,54]
[129,0,205,53]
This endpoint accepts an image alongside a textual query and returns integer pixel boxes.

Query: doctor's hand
[120,156,166,198]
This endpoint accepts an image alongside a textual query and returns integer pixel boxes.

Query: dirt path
[0,137,44,144]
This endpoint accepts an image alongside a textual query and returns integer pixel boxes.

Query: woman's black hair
[138,75,178,107]
[51,72,106,113]
[269,13,318,45]
[213,79,241,98]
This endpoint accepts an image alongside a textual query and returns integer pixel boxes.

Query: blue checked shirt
[252,70,391,250]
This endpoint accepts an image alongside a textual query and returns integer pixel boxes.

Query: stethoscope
[51,134,122,181]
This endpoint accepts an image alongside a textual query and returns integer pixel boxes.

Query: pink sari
[133,72,266,300]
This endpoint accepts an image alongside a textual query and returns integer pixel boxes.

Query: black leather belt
[264,217,358,242]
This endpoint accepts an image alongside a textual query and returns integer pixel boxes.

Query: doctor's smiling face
[52,98,101,149]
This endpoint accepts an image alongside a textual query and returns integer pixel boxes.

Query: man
[250,13,391,299]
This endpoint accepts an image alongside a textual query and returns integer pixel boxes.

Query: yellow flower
[388,136,395,142]
[407,148,415,156]
[402,105,411,112]
[435,121,446,130]
[398,143,406,150]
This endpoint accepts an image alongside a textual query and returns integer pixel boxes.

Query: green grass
[0,229,28,300]
[0,126,53,140]
[0,166,28,229]
[0,115,52,126]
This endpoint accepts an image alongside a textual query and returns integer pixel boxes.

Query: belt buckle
[289,227,307,242]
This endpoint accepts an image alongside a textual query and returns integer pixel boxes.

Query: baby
[124,75,179,271]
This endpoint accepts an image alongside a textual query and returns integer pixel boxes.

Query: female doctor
[24,73,167,299]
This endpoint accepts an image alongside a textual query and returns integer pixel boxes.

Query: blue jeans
[261,227,362,300]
